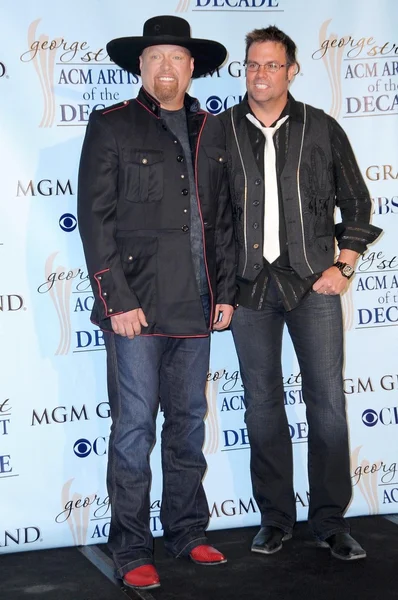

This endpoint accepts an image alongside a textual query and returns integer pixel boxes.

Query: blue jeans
[230,281,351,540]
[104,298,210,577]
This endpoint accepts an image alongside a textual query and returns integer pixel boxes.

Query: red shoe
[189,544,227,565]
[123,565,160,589]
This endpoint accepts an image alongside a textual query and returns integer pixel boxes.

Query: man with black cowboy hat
[78,15,235,591]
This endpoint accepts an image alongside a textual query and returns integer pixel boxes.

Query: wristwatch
[334,261,354,279]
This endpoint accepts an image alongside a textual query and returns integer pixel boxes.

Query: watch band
[334,261,354,279]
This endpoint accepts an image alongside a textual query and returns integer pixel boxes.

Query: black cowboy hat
[107,15,227,78]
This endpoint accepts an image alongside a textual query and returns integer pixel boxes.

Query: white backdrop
[1,0,397,554]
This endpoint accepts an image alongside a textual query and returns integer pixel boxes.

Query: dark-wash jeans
[230,281,352,540]
[104,299,211,577]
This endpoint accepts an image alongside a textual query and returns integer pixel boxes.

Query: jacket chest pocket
[203,146,227,195]
[122,148,164,203]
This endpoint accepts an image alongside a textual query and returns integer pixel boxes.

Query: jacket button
[97,276,102,281]
[218,157,224,163]
[181,189,188,196]
[177,155,184,162]
[254,263,261,270]
[141,158,148,165]
[128,255,133,261]
[183,208,188,213]
[254,178,261,185]
[182,225,189,232]
[173,140,178,144]
[203,220,208,226]
[103,292,107,297]
[253,243,260,249]
[253,200,260,206]
[253,222,259,229]
[108,308,113,313]
[180,174,185,179]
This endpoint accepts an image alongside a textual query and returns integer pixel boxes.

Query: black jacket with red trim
[77,87,235,336]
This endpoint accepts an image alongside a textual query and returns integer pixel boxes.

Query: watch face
[343,265,353,276]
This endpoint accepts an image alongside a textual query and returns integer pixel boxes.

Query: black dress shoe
[318,532,366,561]
[251,526,292,555]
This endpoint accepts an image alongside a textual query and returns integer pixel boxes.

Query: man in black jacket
[78,16,235,590]
[219,26,381,561]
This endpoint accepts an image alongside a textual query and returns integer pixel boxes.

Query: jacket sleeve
[330,116,382,253]
[214,119,237,306]
[77,110,141,322]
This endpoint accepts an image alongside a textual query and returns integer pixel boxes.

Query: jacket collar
[234,92,304,124]
[137,86,201,117]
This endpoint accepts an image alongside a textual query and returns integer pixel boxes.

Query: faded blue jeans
[230,281,352,540]
[104,298,211,577]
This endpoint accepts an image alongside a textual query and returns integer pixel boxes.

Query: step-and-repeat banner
[1,0,397,553]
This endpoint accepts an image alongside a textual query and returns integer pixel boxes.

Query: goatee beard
[154,80,179,104]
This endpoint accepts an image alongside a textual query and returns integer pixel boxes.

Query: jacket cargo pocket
[121,237,158,311]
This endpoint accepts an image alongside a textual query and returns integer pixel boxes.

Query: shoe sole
[123,581,161,590]
[190,557,228,565]
[317,541,367,561]
[251,533,292,555]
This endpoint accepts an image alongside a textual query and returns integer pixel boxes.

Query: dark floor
[1,516,397,600]
[0,545,123,600]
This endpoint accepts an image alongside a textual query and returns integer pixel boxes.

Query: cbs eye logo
[73,438,92,458]
[206,96,223,115]
[362,409,378,427]
[59,213,77,232]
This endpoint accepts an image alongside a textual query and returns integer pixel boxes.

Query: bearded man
[78,15,235,590]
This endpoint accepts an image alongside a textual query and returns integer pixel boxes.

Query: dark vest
[221,100,336,280]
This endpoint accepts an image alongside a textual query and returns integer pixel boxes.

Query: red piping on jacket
[135,98,160,119]
[93,268,123,318]
[103,101,130,115]
[194,111,215,331]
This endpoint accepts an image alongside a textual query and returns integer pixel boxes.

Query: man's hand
[313,249,358,296]
[213,304,234,331]
[312,266,349,296]
[110,308,148,339]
